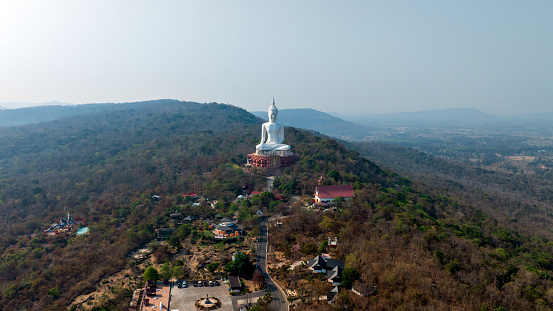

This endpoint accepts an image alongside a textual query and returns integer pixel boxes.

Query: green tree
[207,262,219,273]
[341,267,360,289]
[144,266,160,282]
[172,265,185,279]
[225,252,255,278]
[160,262,172,280]
[318,240,328,253]
[301,242,317,255]
[47,286,60,299]
[328,169,341,182]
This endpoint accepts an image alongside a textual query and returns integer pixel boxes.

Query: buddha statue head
[268,97,278,123]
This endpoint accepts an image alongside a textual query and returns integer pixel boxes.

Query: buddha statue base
[255,149,292,156]
[247,152,299,169]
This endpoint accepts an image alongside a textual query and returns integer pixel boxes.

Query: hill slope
[0,100,389,310]
[1,101,553,310]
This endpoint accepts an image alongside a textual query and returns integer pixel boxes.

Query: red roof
[251,191,264,196]
[316,185,354,199]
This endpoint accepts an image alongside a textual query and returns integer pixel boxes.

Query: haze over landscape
[1,1,552,116]
[4,2,553,311]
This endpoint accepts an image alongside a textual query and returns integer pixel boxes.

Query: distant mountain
[338,108,503,127]
[0,100,73,109]
[0,101,172,127]
[251,108,372,139]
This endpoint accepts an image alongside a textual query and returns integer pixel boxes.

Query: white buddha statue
[256,97,291,155]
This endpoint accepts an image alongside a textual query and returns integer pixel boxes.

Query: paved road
[257,217,288,311]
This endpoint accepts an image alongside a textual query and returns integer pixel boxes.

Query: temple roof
[327,265,343,281]
[316,185,354,199]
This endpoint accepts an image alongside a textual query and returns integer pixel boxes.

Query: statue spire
[268,96,278,113]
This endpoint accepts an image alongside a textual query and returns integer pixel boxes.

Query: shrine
[247,97,299,169]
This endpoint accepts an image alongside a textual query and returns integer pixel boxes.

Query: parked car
[209,281,214,287]
[215,280,220,286]
[203,281,208,286]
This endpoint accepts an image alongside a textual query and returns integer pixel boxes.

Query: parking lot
[169,281,234,311]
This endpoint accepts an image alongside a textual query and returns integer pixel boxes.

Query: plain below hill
[337,107,503,127]
[251,108,373,140]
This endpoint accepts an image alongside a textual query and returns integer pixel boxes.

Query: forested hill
[349,141,553,239]
[2,100,553,310]
[0,100,388,310]
[0,100,213,127]
[0,103,120,127]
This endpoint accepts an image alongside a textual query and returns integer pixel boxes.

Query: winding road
[257,217,288,311]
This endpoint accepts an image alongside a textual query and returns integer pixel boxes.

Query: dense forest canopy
[0,100,388,309]
[1,100,553,310]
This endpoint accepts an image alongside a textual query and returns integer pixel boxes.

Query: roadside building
[228,275,241,293]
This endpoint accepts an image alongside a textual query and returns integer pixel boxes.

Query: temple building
[314,184,354,204]
[247,97,299,169]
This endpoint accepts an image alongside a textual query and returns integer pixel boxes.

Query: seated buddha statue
[256,97,291,154]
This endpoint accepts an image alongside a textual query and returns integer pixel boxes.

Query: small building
[170,212,182,221]
[250,190,264,197]
[307,255,344,274]
[256,209,263,217]
[327,265,343,285]
[183,215,197,223]
[214,221,242,236]
[314,185,354,204]
[327,286,340,303]
[157,228,176,241]
[352,281,378,297]
[328,237,338,249]
[228,275,241,293]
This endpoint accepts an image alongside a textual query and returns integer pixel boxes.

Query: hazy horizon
[3,100,553,120]
[1,1,551,117]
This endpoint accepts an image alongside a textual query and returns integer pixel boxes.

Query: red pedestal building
[247,153,299,169]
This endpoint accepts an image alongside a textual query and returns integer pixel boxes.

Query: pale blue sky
[0,1,551,116]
